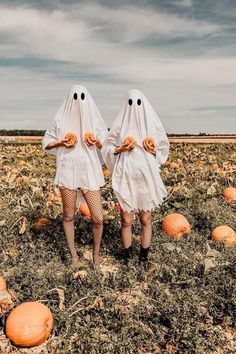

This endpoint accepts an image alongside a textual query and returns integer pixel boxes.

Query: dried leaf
[0,220,6,226]
[19,216,28,234]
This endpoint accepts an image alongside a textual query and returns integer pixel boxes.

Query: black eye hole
[137,99,141,106]
[128,99,133,106]
[81,92,85,100]
[73,92,77,100]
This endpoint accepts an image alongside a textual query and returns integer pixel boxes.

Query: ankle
[139,246,150,263]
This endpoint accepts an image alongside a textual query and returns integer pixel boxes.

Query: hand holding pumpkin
[143,136,156,155]
[63,132,77,148]
[115,136,136,154]
[84,131,97,146]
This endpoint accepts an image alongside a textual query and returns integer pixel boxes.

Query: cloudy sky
[0,0,235,133]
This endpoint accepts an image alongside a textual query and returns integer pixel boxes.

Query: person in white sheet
[102,89,169,265]
[42,85,108,267]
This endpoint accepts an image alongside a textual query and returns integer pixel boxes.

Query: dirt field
[0,142,236,353]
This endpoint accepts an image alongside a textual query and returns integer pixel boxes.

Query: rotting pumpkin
[5,302,53,347]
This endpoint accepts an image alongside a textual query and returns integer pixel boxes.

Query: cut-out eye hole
[137,99,141,106]
[128,99,133,106]
[73,92,77,100]
[81,92,85,100]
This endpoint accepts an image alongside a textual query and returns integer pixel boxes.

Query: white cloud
[0,2,235,133]
[170,0,192,7]
[0,3,222,61]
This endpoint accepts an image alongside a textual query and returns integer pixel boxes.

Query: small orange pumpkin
[169,162,180,170]
[15,176,29,186]
[64,132,77,146]
[17,160,26,167]
[123,136,136,147]
[0,276,7,291]
[79,203,91,219]
[211,163,219,173]
[84,131,96,143]
[162,213,191,240]
[223,187,236,203]
[103,167,110,177]
[211,226,236,247]
[143,136,155,149]
[34,218,51,229]
[5,302,53,347]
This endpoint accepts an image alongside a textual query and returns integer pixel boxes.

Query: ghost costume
[42,85,107,191]
[102,89,169,212]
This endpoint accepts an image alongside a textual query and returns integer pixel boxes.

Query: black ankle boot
[139,246,150,265]
[123,246,133,264]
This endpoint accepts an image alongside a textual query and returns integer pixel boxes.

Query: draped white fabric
[101,89,169,212]
[42,85,108,191]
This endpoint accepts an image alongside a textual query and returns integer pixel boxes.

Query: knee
[63,214,74,222]
[121,219,133,228]
[92,216,103,228]
[140,214,152,227]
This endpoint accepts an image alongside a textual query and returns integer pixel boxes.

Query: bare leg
[139,211,152,248]
[59,188,78,266]
[139,211,152,264]
[81,190,103,266]
[120,210,134,249]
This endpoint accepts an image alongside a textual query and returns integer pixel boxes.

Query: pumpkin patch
[0,142,235,353]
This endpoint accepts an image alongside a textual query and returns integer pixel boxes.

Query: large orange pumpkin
[123,136,136,147]
[162,213,191,240]
[6,302,53,347]
[211,226,236,247]
[64,132,77,146]
[223,187,236,203]
[0,276,7,291]
[79,203,91,219]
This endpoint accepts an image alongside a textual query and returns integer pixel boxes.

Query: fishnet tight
[60,188,103,265]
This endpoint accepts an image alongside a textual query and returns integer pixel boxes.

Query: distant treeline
[0,130,235,136]
[0,130,46,136]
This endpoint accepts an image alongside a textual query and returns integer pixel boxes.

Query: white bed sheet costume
[102,89,169,213]
[42,85,108,193]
